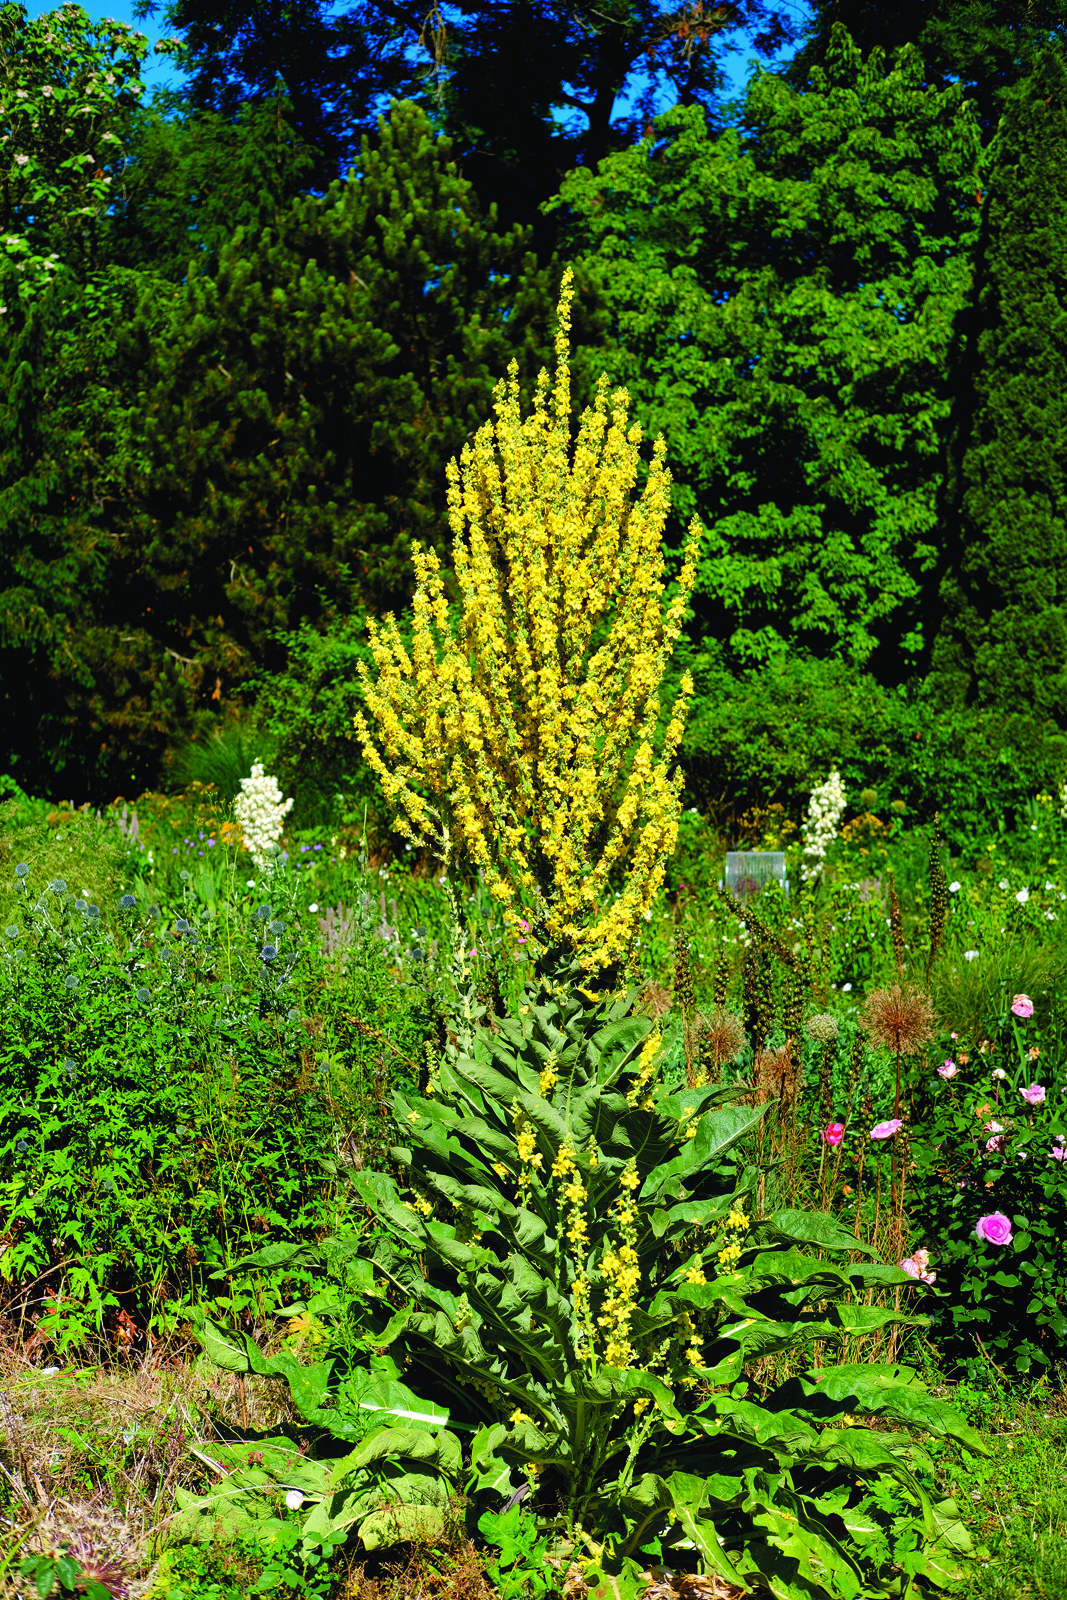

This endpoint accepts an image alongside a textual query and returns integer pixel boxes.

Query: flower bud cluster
[801,769,847,883]
[234,761,293,870]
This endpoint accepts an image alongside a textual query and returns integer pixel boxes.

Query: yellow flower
[509,1408,532,1426]
[492,1161,508,1179]
[352,268,699,969]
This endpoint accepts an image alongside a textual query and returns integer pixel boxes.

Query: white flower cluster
[1060,780,1067,821]
[234,761,293,870]
[801,768,847,883]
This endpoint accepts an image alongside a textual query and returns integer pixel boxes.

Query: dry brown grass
[0,1330,294,1598]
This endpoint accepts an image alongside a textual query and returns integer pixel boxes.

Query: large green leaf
[786,1366,986,1452]
[757,1209,881,1258]
[642,1104,768,1199]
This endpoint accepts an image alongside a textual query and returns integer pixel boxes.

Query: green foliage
[106,86,323,282]
[794,0,1067,134]
[0,1,151,285]
[0,98,550,801]
[560,27,981,670]
[678,649,1067,848]
[17,1551,110,1600]
[932,48,1067,725]
[0,855,343,1342]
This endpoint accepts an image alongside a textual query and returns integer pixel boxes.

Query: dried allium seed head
[753,1044,798,1102]
[804,1011,839,1045]
[859,984,935,1057]
[700,1008,746,1068]
[640,980,673,1020]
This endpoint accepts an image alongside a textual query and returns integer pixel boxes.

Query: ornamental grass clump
[354,269,699,969]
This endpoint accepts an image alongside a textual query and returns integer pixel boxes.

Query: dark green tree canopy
[133,0,801,235]
[792,0,1067,132]
[0,100,551,794]
[931,48,1067,722]
[560,25,981,672]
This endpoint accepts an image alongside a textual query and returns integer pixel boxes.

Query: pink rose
[1020,1083,1046,1106]
[975,1212,1013,1246]
[822,1120,845,1146]
[1050,1142,1067,1162]
[1011,994,1034,1019]
[938,1060,957,1079]
[899,1248,936,1284]
[870,1118,903,1140]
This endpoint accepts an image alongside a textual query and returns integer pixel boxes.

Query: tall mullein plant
[337,952,983,1594]
[354,269,699,969]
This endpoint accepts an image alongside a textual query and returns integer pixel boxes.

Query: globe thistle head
[860,984,935,1057]
[804,1011,840,1045]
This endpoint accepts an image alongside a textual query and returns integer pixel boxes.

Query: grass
[938,1389,1067,1599]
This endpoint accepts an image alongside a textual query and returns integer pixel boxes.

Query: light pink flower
[899,1248,936,1285]
[1011,994,1034,1019]
[938,1060,957,1079]
[870,1118,903,1140]
[975,1212,1013,1246]
[822,1120,845,1146]
[1050,1142,1067,1162]
[1020,1083,1046,1106]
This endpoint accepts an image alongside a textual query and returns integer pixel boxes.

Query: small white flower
[308,903,319,914]
[1046,880,1055,891]
[284,1489,304,1510]
[1046,911,1057,922]
[948,881,961,893]
[842,982,852,992]
[998,879,1009,890]
[13,153,28,166]
[643,909,652,921]
[964,950,979,961]
[1016,887,1030,904]
[992,1068,1007,1080]
[246,878,256,888]
[41,85,53,96]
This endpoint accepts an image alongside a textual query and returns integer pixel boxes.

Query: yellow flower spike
[354,269,699,968]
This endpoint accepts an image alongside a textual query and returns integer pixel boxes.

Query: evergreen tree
[105,85,322,281]
[0,101,551,797]
[560,26,981,672]
[930,49,1067,721]
[0,267,187,797]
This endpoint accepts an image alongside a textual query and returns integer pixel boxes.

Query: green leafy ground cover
[2,779,1067,1597]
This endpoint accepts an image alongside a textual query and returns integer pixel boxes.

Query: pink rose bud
[870,1118,903,1140]
[974,1211,1013,1246]
[1011,994,1034,1019]
[1020,1083,1046,1106]
[822,1120,845,1146]
[938,1060,957,1078]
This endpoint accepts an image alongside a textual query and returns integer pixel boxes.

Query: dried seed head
[860,984,935,1057]
[700,1008,746,1069]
